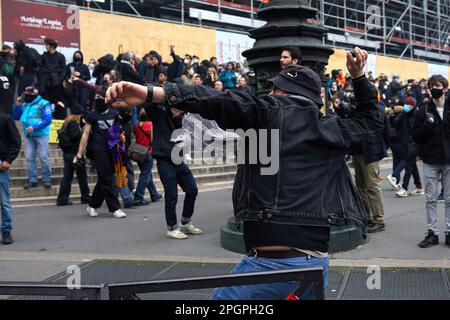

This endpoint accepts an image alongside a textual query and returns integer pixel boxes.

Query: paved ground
[1,168,449,283]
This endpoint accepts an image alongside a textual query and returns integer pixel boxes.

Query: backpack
[57,125,74,151]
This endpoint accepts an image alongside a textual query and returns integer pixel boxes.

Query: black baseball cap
[269,64,322,105]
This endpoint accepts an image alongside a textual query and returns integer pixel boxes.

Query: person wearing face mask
[71,72,116,110]
[66,51,90,82]
[13,86,53,189]
[181,65,195,86]
[75,93,126,218]
[389,97,423,198]
[66,51,91,112]
[184,54,193,67]
[192,55,200,74]
[87,59,97,85]
[413,75,450,248]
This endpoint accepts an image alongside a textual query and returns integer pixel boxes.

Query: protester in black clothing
[66,50,91,112]
[56,109,91,206]
[106,48,383,299]
[13,40,41,95]
[93,54,115,85]
[0,113,21,244]
[390,96,423,198]
[76,94,126,218]
[167,46,185,83]
[39,39,66,118]
[0,73,13,115]
[117,51,142,84]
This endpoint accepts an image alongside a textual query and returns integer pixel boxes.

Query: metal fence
[107,267,325,300]
[0,266,324,300]
[0,282,104,300]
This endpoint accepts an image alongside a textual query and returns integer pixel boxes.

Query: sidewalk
[0,170,449,298]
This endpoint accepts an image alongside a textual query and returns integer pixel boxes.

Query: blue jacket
[13,96,52,137]
[219,70,237,89]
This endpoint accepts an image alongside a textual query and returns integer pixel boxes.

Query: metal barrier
[108,266,325,300]
[0,282,104,300]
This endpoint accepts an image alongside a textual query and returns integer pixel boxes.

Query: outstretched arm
[106,81,269,130]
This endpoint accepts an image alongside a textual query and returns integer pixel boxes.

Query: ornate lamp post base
[221,217,366,254]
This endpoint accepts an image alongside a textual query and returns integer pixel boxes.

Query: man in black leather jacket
[106,47,384,300]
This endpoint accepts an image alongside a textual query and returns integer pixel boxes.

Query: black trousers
[402,156,422,190]
[89,150,121,212]
[57,154,90,205]
[156,158,198,229]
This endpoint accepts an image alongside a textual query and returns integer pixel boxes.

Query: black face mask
[101,79,109,87]
[24,94,37,103]
[431,88,445,99]
[95,99,108,113]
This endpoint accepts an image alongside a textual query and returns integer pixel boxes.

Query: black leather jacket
[159,76,383,235]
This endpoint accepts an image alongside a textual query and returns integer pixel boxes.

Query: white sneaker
[410,188,425,196]
[166,228,188,240]
[387,174,400,191]
[86,206,99,217]
[180,222,203,235]
[396,188,408,198]
[112,209,127,218]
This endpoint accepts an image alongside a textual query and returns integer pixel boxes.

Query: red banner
[1,0,80,48]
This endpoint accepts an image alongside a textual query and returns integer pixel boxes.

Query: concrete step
[12,180,235,206]
[8,162,237,179]
[10,171,237,200]
[8,164,237,188]
[11,155,237,170]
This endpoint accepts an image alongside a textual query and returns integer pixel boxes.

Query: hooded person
[66,51,91,81]
[67,50,91,111]
[13,40,41,95]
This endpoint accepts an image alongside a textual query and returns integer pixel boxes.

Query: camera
[73,156,86,169]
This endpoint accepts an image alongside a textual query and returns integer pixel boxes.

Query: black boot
[1,232,13,245]
[419,231,439,248]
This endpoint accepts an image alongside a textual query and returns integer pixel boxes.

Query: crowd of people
[0,38,449,300]
[0,38,253,243]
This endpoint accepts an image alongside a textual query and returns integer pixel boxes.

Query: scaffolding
[28,0,450,63]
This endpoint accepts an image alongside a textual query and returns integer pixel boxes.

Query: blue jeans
[0,170,12,233]
[24,135,52,183]
[212,255,329,300]
[156,159,198,229]
[134,155,160,201]
[118,185,133,207]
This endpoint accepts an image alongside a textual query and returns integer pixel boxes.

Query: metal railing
[0,267,324,300]
[108,267,325,300]
[0,282,105,300]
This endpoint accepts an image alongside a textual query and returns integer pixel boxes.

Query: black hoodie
[14,42,41,74]
[66,50,91,81]
[93,54,115,85]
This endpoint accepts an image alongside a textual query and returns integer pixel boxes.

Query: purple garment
[107,124,126,163]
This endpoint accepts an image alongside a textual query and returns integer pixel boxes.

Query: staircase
[9,121,395,206]
[10,121,237,206]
